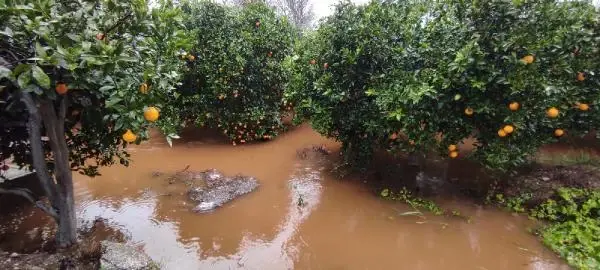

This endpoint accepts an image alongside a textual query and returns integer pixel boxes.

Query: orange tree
[178,1,295,144]
[287,0,600,170]
[0,0,190,247]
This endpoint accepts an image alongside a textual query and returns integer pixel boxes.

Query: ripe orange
[218,94,225,100]
[144,107,160,122]
[96,33,105,40]
[521,55,534,64]
[139,83,149,94]
[464,107,474,116]
[448,144,457,152]
[310,59,316,65]
[578,103,590,111]
[449,151,459,158]
[187,54,195,61]
[577,72,585,82]
[503,125,515,134]
[122,129,137,143]
[509,102,520,111]
[554,129,565,137]
[55,83,68,95]
[546,107,559,118]
[498,129,507,137]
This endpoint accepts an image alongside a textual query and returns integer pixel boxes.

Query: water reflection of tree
[151,182,285,258]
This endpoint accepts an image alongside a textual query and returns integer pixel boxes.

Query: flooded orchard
[0,125,569,269]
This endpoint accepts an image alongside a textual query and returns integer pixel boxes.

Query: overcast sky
[312,0,371,19]
[313,0,600,18]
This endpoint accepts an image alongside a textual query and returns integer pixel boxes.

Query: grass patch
[535,150,600,167]
[492,188,600,269]
[530,188,600,270]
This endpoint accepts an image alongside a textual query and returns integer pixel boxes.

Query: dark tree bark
[20,93,77,248]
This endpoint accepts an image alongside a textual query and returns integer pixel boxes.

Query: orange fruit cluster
[448,144,458,158]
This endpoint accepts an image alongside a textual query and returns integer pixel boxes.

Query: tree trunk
[21,92,78,248]
[55,195,77,247]
[39,98,78,248]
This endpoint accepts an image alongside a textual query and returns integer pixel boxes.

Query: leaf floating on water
[398,211,423,216]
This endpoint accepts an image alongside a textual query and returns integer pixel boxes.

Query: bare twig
[178,165,191,174]
[104,12,133,35]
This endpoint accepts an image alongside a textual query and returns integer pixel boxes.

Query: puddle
[0,125,569,269]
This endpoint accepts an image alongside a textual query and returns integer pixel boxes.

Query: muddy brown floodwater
[1,125,570,269]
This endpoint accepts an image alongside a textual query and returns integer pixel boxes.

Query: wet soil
[500,164,600,207]
[0,125,572,269]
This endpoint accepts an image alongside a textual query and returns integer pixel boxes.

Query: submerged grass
[380,187,444,215]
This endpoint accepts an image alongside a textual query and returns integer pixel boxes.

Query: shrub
[0,0,190,246]
[178,1,296,144]
[287,0,600,170]
[532,188,600,269]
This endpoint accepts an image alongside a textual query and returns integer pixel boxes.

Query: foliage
[531,188,600,270]
[287,0,600,171]
[488,192,532,213]
[0,0,189,246]
[0,0,190,175]
[177,0,296,145]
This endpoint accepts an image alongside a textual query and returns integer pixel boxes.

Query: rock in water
[100,241,155,270]
[188,171,259,213]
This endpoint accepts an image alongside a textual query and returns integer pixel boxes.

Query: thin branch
[0,48,22,63]
[104,12,133,35]
[0,187,58,219]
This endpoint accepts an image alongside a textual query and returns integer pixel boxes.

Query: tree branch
[40,98,73,202]
[58,97,67,132]
[19,92,60,208]
[0,187,58,219]
[104,12,133,35]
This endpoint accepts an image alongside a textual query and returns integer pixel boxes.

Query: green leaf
[0,26,13,37]
[31,66,50,89]
[12,64,31,76]
[17,70,31,89]
[35,42,47,58]
[0,66,12,80]
[23,84,43,95]
[105,97,123,108]
[365,88,377,96]
[66,34,80,42]
[99,85,115,92]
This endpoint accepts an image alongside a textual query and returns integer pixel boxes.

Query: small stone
[101,241,154,270]
[10,252,19,258]
[542,177,550,181]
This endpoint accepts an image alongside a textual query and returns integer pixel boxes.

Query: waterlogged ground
[0,125,570,269]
